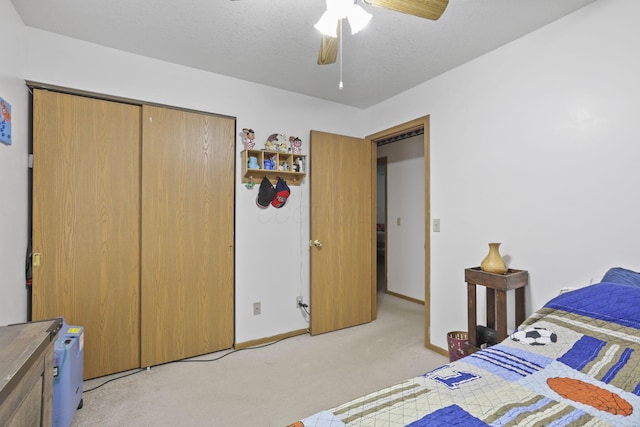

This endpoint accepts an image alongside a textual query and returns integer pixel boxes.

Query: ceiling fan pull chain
[339,19,344,91]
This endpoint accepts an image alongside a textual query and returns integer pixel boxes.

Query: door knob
[311,239,323,248]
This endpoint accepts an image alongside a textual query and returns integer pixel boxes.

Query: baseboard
[235,328,309,350]
[385,290,424,305]
[425,342,448,358]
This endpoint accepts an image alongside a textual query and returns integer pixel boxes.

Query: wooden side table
[464,267,528,354]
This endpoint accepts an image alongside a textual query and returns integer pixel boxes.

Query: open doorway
[376,134,425,305]
[367,116,441,353]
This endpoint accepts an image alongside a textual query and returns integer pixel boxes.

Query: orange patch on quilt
[547,377,633,416]
[286,422,304,427]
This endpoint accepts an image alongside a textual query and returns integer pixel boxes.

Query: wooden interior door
[140,105,235,367]
[309,130,375,335]
[32,90,141,379]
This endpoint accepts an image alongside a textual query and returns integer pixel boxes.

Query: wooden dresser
[0,318,62,426]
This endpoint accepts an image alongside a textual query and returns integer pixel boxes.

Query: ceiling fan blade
[317,32,339,65]
[366,0,449,21]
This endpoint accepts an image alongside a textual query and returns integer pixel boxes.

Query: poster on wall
[1,97,12,146]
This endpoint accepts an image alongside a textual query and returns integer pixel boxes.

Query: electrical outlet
[296,296,303,308]
[253,302,261,315]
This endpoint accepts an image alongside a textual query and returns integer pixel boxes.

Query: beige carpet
[72,293,448,427]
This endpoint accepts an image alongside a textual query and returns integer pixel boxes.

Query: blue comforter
[292,282,640,426]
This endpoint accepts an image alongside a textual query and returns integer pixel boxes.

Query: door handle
[310,239,323,249]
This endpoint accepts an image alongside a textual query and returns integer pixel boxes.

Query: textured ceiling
[12,0,596,108]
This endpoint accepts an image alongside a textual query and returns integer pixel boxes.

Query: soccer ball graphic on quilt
[511,327,557,346]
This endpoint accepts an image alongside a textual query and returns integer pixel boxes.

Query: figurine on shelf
[277,140,289,153]
[248,156,259,169]
[290,136,302,154]
[241,128,255,149]
[265,133,287,152]
[264,154,276,170]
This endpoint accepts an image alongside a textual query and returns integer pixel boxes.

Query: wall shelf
[241,149,306,186]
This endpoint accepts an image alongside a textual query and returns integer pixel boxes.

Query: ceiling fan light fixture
[316,0,371,37]
[315,10,339,37]
[346,4,372,34]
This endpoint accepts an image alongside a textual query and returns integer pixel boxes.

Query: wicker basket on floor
[447,331,468,362]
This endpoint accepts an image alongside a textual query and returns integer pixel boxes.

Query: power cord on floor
[83,368,147,393]
[82,333,307,393]
[177,334,302,363]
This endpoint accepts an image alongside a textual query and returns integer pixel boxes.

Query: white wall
[377,135,425,301]
[365,0,640,349]
[19,26,365,342]
[0,0,29,325]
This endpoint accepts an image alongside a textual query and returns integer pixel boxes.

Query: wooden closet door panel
[32,90,141,379]
[141,106,234,367]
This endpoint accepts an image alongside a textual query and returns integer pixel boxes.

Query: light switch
[433,219,441,232]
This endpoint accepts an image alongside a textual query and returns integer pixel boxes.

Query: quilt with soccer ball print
[290,282,640,426]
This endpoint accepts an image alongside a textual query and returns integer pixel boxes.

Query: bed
[289,268,640,426]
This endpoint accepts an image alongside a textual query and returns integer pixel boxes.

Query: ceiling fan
[316,0,449,65]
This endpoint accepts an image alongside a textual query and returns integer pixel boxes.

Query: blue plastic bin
[52,321,84,427]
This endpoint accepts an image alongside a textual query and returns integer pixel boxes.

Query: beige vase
[480,243,508,274]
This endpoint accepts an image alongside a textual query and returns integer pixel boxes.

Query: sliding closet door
[32,90,141,379]
[140,106,234,367]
